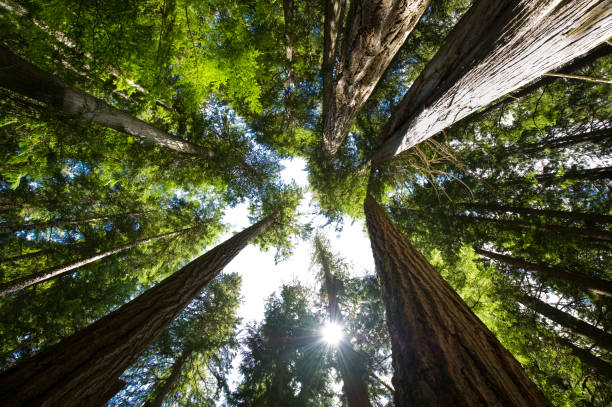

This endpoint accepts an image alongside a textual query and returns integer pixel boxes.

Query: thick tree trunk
[459,214,612,242]
[0,249,51,266]
[556,337,612,380]
[0,46,214,157]
[0,211,143,235]
[475,248,612,297]
[314,237,373,407]
[142,349,192,407]
[519,294,612,352]
[0,227,192,297]
[461,203,612,225]
[370,0,612,163]
[0,214,276,407]
[364,194,549,406]
[321,0,430,164]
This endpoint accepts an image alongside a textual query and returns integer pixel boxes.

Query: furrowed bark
[557,337,612,380]
[142,349,192,407]
[0,45,214,157]
[0,227,192,297]
[461,203,612,225]
[0,213,276,407]
[321,0,430,163]
[475,248,612,297]
[370,0,612,163]
[314,237,373,407]
[519,294,612,352]
[364,194,549,406]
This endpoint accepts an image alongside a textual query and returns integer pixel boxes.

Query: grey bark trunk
[370,0,612,163]
[0,46,214,157]
[519,294,612,352]
[142,349,191,407]
[475,248,612,298]
[321,0,430,163]
[0,227,192,297]
[0,214,276,407]
[364,194,549,406]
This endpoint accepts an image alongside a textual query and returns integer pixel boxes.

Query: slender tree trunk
[314,237,373,407]
[0,227,192,297]
[283,0,294,84]
[461,203,612,224]
[0,249,51,266]
[531,166,612,183]
[475,43,612,118]
[459,214,612,242]
[321,0,430,163]
[0,46,214,157]
[512,128,612,156]
[0,211,143,234]
[519,294,612,352]
[556,337,612,380]
[475,248,612,297]
[0,213,276,407]
[370,0,612,163]
[142,349,192,407]
[364,194,549,406]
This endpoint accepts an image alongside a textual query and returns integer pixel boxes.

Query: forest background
[0,0,610,406]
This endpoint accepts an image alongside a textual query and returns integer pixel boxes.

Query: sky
[219,157,375,393]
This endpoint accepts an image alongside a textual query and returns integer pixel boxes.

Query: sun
[321,322,344,345]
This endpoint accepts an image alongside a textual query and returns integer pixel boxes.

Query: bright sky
[219,157,375,394]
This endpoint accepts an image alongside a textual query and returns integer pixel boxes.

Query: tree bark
[0,249,51,266]
[519,294,612,352]
[556,337,612,380]
[142,349,192,407]
[314,237,373,407]
[0,213,276,407]
[321,0,430,164]
[0,45,214,157]
[459,214,612,243]
[0,227,193,297]
[461,202,612,225]
[370,0,612,163]
[475,248,612,298]
[0,211,143,235]
[364,194,549,406]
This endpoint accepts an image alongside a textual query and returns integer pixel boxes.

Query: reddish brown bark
[364,194,549,406]
[0,214,276,406]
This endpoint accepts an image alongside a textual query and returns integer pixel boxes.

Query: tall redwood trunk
[142,349,192,407]
[314,237,373,407]
[364,194,549,406]
[459,214,612,242]
[321,0,430,163]
[461,203,612,225]
[370,0,612,163]
[519,294,612,352]
[475,248,612,297]
[0,46,214,157]
[0,227,193,297]
[0,214,276,406]
[0,211,143,235]
[556,337,612,380]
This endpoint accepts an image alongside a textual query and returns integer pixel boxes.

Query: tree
[364,193,549,406]
[0,213,277,407]
[369,0,612,163]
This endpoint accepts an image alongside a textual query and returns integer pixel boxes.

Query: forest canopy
[0,0,611,406]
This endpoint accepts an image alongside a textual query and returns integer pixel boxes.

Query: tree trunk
[475,248,612,297]
[364,194,549,406]
[370,0,612,163]
[476,43,612,118]
[0,227,193,297]
[0,249,51,266]
[0,211,143,235]
[314,237,373,407]
[461,203,612,225]
[0,213,276,407]
[459,214,612,243]
[531,166,612,183]
[283,0,294,84]
[556,337,612,380]
[321,0,430,163]
[519,294,612,352]
[0,46,214,157]
[512,128,612,156]
[142,349,192,407]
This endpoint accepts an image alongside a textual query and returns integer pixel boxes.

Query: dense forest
[0,0,610,406]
